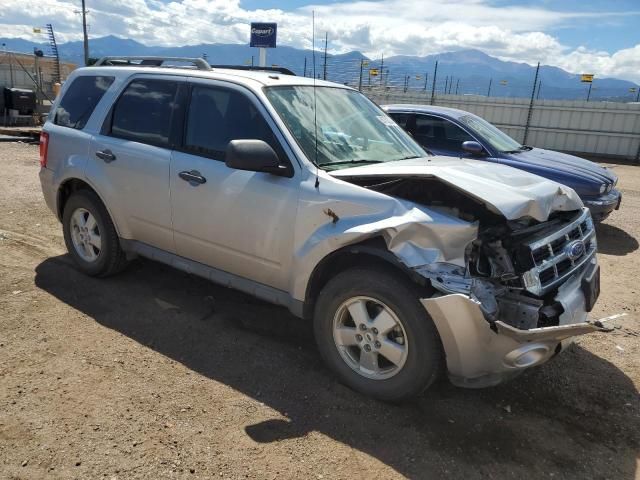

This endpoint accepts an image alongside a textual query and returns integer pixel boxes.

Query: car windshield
[458,114,523,153]
[264,86,426,170]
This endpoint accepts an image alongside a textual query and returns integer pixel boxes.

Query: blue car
[383,105,621,221]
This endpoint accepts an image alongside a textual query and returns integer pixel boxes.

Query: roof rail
[93,56,212,71]
[210,65,296,76]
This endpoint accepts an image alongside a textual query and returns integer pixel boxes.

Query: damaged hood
[330,157,583,221]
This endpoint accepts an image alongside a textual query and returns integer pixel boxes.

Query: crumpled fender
[289,176,478,301]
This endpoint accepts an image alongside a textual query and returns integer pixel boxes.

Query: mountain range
[1,35,638,101]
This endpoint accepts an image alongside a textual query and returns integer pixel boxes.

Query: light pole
[322,32,328,80]
[81,0,89,65]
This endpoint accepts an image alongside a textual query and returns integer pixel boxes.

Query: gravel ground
[0,142,638,480]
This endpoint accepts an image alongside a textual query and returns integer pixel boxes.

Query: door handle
[179,170,207,186]
[95,149,116,163]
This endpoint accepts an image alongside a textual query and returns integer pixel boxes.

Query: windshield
[458,114,522,153]
[264,86,426,170]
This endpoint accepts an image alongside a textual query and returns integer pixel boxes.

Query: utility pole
[523,62,540,145]
[430,60,438,105]
[81,0,89,65]
[358,58,364,91]
[586,82,593,102]
[34,49,41,107]
[423,73,428,91]
[444,76,448,95]
[536,80,542,99]
[322,32,328,80]
[303,57,307,77]
[487,78,492,97]
[455,78,459,95]
[636,87,640,102]
[448,77,453,94]
[379,53,384,86]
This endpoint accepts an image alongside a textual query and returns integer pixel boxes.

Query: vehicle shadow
[596,222,639,256]
[34,256,639,479]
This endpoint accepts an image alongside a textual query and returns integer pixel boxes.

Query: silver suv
[39,56,606,401]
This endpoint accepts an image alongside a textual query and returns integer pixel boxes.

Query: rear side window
[184,85,282,160]
[54,76,114,129]
[110,79,178,148]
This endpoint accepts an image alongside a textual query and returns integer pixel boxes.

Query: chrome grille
[522,208,596,296]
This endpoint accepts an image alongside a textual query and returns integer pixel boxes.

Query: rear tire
[313,266,443,402]
[62,190,128,277]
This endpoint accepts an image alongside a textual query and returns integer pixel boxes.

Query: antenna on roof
[313,10,320,189]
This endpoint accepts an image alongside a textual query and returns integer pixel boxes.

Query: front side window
[184,85,281,160]
[110,79,178,147]
[54,75,114,129]
[264,86,425,170]
[388,112,411,129]
[459,114,522,153]
[414,115,473,153]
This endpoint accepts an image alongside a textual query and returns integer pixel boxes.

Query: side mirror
[225,139,289,176]
[462,140,485,156]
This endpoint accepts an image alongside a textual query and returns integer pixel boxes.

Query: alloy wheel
[332,296,409,380]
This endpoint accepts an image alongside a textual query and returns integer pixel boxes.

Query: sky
[1,0,639,82]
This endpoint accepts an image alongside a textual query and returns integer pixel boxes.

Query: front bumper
[421,257,608,388]
[582,189,621,222]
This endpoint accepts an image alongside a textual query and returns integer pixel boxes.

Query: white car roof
[73,64,349,90]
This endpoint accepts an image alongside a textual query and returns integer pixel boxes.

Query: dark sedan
[382,104,621,221]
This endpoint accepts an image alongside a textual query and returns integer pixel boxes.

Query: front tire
[62,190,128,277]
[313,266,444,402]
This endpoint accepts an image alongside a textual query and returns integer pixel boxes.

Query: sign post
[581,74,594,101]
[250,23,277,67]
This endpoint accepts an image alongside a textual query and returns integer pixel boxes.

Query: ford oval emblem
[565,240,585,260]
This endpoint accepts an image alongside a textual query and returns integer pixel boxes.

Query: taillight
[39,131,49,168]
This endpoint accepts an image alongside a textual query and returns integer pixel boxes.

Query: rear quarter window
[54,76,114,129]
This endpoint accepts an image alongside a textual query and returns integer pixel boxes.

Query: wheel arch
[303,237,429,320]
[56,178,121,236]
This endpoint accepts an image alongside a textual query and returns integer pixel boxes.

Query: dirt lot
[0,142,638,479]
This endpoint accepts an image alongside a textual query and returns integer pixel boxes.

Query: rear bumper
[583,189,621,222]
[39,167,58,218]
[421,257,608,388]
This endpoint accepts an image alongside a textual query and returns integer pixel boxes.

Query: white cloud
[0,0,638,82]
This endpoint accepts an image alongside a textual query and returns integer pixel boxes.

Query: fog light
[504,343,551,369]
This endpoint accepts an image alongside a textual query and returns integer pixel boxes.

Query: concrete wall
[365,88,640,161]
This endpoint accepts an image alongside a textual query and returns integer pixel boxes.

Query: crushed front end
[417,207,608,387]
